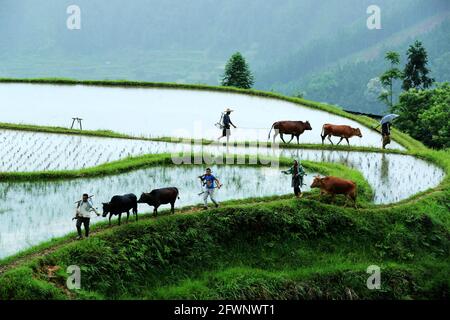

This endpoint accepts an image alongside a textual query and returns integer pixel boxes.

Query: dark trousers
[222,125,230,137]
[294,186,301,196]
[76,217,90,237]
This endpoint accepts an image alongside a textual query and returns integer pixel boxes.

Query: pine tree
[221,52,254,89]
[402,40,434,91]
[378,51,403,109]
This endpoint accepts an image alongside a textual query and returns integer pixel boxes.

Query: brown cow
[268,121,312,144]
[321,124,362,145]
[310,175,357,208]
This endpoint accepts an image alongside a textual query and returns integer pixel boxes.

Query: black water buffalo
[268,120,312,144]
[137,187,179,217]
[102,193,138,225]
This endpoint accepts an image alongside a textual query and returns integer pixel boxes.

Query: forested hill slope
[264,14,450,114]
[0,0,449,114]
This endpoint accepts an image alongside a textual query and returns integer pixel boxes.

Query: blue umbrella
[380,114,399,125]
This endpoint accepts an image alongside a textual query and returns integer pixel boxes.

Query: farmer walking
[198,168,222,209]
[282,159,306,198]
[218,107,237,143]
[74,193,99,240]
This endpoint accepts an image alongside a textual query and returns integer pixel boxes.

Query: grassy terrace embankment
[0,79,448,300]
[0,190,448,299]
[0,121,408,154]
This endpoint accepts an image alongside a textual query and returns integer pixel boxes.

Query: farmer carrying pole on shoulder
[74,193,100,240]
[218,107,237,143]
[282,159,306,198]
[198,168,222,209]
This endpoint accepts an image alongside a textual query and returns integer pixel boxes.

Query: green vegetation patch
[0,191,448,300]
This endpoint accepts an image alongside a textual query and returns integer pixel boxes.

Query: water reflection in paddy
[0,129,445,205]
[0,83,404,149]
[0,165,315,258]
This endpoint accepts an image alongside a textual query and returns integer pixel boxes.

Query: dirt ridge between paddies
[0,194,304,276]
[0,160,373,274]
[0,121,408,155]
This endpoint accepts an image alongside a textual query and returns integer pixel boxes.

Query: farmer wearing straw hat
[282,159,306,198]
[218,107,237,142]
[74,193,100,240]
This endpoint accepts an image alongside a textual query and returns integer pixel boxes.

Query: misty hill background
[0,0,449,114]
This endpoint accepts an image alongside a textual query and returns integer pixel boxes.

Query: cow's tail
[268,123,275,140]
[176,187,180,200]
[320,124,327,143]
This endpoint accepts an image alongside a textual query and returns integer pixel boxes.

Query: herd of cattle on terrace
[268,121,363,145]
[74,116,387,239]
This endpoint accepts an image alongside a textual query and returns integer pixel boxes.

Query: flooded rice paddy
[0,83,404,149]
[0,165,316,258]
[0,84,445,258]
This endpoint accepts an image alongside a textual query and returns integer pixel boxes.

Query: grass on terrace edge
[0,77,426,151]
[0,159,373,268]
[0,79,448,300]
[0,190,448,299]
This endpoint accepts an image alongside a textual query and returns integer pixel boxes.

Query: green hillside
[265,14,450,114]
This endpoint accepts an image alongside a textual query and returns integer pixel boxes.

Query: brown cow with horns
[310,175,358,208]
[321,124,362,146]
[268,120,312,144]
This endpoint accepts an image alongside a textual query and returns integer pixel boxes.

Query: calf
[310,175,357,208]
[102,193,138,225]
[138,187,179,217]
[321,124,362,145]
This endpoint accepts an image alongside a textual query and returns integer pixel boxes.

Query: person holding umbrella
[374,114,399,149]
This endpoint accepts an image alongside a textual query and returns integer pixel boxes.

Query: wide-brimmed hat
[224,107,234,113]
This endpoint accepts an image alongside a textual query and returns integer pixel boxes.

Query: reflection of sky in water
[0,83,404,148]
[0,84,445,258]
[0,129,444,205]
[278,149,445,204]
[0,166,318,258]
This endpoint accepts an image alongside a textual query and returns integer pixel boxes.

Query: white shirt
[76,201,98,218]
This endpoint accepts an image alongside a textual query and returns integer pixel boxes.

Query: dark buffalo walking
[102,193,138,225]
[137,187,180,217]
[268,120,312,144]
[321,124,362,146]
